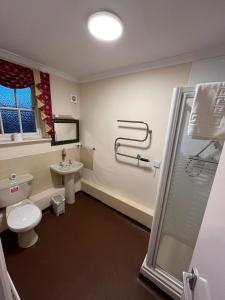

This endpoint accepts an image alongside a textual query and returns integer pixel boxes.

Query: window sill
[0,138,52,147]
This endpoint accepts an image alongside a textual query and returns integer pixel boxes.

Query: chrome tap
[62,148,66,162]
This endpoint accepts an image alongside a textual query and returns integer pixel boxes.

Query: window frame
[0,86,42,141]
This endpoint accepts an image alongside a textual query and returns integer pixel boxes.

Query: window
[0,84,40,139]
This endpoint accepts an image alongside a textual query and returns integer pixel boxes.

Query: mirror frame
[51,118,79,146]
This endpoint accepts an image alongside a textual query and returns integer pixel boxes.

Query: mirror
[52,118,79,145]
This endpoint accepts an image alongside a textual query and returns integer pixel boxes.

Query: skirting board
[29,187,65,210]
[81,179,153,228]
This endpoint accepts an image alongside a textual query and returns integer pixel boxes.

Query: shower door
[140,87,223,299]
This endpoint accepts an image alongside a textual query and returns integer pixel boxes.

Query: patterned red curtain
[35,72,54,136]
[0,59,34,88]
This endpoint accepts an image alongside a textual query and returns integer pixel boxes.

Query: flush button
[9,173,17,181]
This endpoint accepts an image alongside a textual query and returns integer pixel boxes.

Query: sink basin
[50,160,83,175]
[50,160,83,204]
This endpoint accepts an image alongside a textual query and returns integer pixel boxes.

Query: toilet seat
[7,203,42,233]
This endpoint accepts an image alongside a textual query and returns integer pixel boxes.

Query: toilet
[0,173,42,248]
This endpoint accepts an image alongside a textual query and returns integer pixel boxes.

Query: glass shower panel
[156,97,223,281]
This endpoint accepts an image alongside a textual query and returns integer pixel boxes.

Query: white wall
[50,74,80,119]
[188,56,225,86]
[0,75,80,160]
[80,64,191,211]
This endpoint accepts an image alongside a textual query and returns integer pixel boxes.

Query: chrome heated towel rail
[114,120,152,162]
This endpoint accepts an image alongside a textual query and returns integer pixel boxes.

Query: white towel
[188,82,225,140]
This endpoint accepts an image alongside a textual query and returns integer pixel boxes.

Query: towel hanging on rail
[188,82,225,140]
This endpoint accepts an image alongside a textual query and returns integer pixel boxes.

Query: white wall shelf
[0,138,51,147]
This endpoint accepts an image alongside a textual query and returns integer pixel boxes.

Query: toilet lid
[7,204,42,232]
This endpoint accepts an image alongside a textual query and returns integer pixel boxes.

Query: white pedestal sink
[50,160,84,204]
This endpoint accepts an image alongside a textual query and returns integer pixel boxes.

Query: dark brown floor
[1,192,171,300]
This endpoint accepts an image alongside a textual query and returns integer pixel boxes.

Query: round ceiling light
[88,11,123,41]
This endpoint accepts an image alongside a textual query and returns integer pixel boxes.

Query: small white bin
[51,194,65,216]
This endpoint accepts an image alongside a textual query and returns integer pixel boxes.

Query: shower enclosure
[140,87,223,299]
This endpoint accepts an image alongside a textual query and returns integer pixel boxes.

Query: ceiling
[0,0,225,82]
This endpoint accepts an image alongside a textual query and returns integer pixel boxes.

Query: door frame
[140,87,195,299]
[0,238,12,300]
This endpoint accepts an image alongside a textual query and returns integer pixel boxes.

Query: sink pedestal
[64,174,75,204]
[50,160,83,205]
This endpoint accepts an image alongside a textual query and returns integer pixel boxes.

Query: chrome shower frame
[140,87,195,299]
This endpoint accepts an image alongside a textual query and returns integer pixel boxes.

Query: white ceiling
[0,0,225,82]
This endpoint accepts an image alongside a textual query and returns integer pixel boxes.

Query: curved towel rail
[114,120,152,162]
